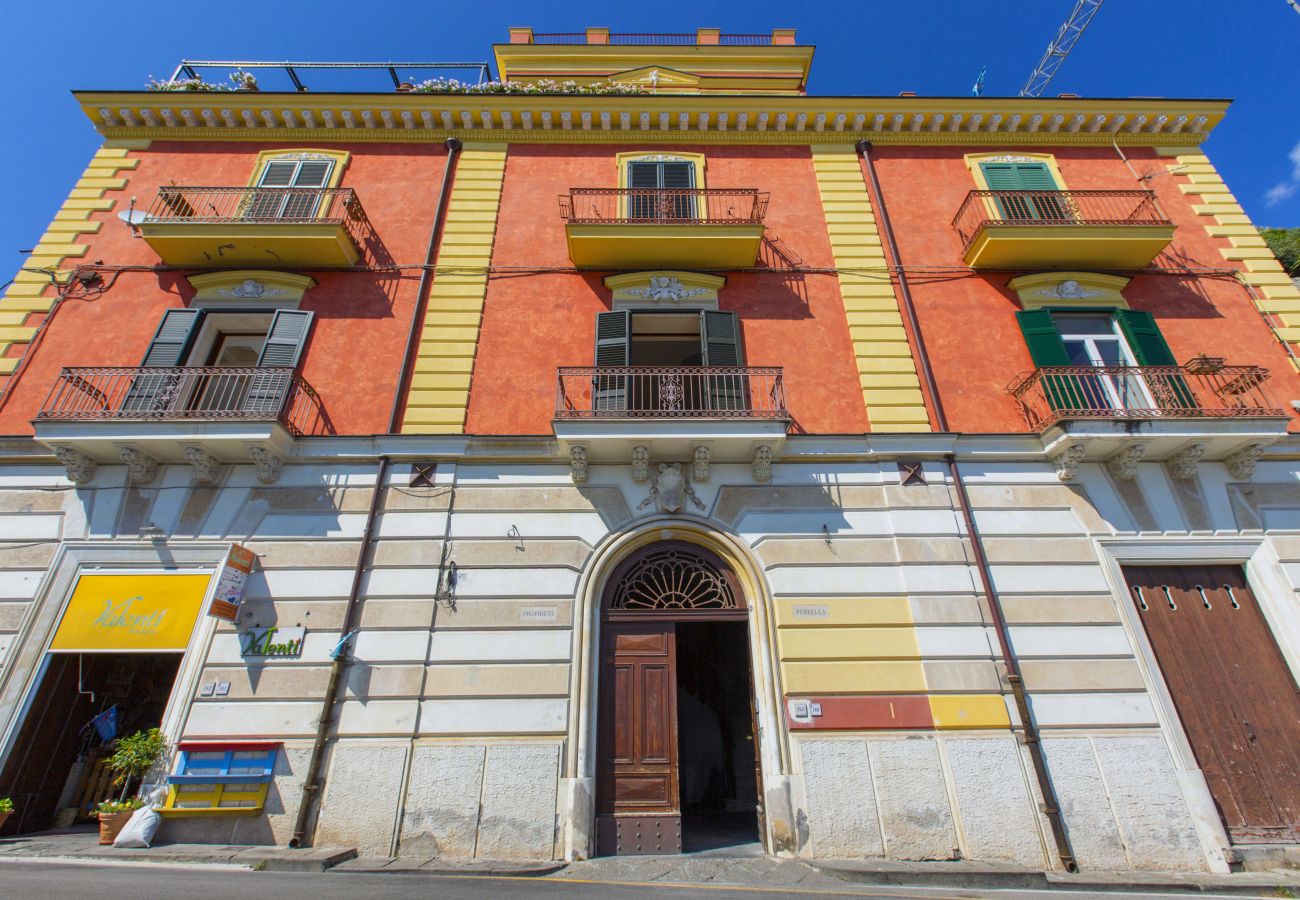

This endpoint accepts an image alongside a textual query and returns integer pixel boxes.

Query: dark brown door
[596,623,681,854]
[1124,565,1300,843]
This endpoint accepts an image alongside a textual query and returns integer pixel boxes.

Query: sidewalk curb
[812,861,1300,896]
[335,859,565,877]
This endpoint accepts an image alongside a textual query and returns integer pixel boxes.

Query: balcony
[559,189,769,269]
[139,187,369,268]
[1008,362,1291,462]
[553,366,788,465]
[953,190,1175,269]
[33,367,326,484]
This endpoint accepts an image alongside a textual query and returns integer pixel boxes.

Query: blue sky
[2,0,1298,278]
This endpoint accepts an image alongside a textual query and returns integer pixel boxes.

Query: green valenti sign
[240,626,306,659]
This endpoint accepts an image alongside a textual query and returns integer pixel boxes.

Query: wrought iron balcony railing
[532,33,775,45]
[36,367,323,436]
[143,186,369,243]
[556,366,786,419]
[1007,363,1287,430]
[952,189,1171,254]
[559,189,769,225]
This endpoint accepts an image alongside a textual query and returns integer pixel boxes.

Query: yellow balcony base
[962,223,1175,270]
[141,222,361,268]
[565,223,765,270]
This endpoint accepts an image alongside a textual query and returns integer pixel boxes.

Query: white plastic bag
[113,804,161,849]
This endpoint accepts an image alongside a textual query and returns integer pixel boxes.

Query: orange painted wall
[465,144,869,436]
[869,146,1300,433]
[0,141,448,436]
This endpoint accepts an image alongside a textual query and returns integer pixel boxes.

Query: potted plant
[94,798,143,845]
[230,69,259,91]
[97,728,165,845]
[0,796,13,832]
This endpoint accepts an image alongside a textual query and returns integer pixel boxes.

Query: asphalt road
[0,859,1278,900]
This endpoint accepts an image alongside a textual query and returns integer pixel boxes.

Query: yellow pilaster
[1161,146,1300,366]
[810,145,930,432]
[402,142,508,433]
[0,141,144,375]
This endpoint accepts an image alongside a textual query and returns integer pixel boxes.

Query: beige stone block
[452,539,590,569]
[998,595,1120,625]
[896,537,969,565]
[757,537,898,567]
[422,663,570,698]
[371,540,445,568]
[0,542,57,568]
[434,599,574,629]
[979,537,1098,565]
[244,540,363,571]
[1020,659,1144,692]
[715,484,887,525]
[381,486,453,511]
[359,599,438,629]
[199,665,330,700]
[234,599,347,631]
[923,659,1002,692]
[345,664,426,699]
[0,601,31,631]
[909,595,983,624]
[885,484,955,509]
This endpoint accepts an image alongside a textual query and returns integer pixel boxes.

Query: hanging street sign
[209,544,256,621]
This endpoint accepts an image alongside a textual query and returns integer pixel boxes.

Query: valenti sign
[49,573,212,652]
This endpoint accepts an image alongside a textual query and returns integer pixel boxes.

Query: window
[1016,308,1192,412]
[979,161,1067,221]
[248,157,334,220]
[123,308,313,415]
[593,309,744,412]
[162,742,279,816]
[627,160,696,220]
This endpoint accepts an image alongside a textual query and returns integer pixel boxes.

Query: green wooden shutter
[980,162,1062,220]
[123,309,204,414]
[593,310,631,410]
[1014,309,1079,411]
[1114,309,1195,410]
[246,310,314,414]
[1113,310,1176,366]
[701,311,746,410]
[1015,310,1070,366]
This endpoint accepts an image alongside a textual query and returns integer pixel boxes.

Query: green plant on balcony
[105,728,167,801]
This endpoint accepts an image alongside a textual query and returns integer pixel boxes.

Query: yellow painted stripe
[928,694,1010,729]
[402,142,507,434]
[782,660,927,694]
[779,626,922,661]
[810,145,929,432]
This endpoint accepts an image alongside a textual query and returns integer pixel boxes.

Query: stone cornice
[75,91,1228,146]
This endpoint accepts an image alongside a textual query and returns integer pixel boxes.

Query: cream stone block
[915,626,995,658]
[1091,736,1206,871]
[945,737,1046,866]
[344,664,425,699]
[476,744,560,860]
[868,738,957,860]
[768,565,905,596]
[427,630,572,663]
[979,538,1098,565]
[184,701,320,737]
[923,660,1002,692]
[1007,625,1132,658]
[799,739,884,858]
[353,630,433,663]
[1039,737,1128,869]
[433,599,575,630]
[0,514,62,540]
[1019,659,1145,692]
[336,699,420,736]
[399,744,485,857]
[316,743,409,856]
[422,663,570,698]
[989,565,1111,594]
[998,595,1120,624]
[1029,693,1156,728]
[418,698,568,735]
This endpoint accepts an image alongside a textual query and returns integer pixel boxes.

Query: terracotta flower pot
[0,812,10,832]
[98,811,133,845]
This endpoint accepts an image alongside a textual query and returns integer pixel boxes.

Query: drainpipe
[855,141,1079,872]
[290,136,463,849]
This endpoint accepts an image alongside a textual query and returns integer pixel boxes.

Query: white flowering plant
[410,78,645,96]
[147,70,258,92]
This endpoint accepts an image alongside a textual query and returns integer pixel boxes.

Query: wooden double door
[1124,565,1300,843]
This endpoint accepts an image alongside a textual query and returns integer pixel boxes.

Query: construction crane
[1019,0,1104,98]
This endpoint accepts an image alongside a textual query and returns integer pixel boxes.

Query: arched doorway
[595,542,762,855]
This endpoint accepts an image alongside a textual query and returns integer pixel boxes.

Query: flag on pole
[971,66,987,97]
[89,705,118,742]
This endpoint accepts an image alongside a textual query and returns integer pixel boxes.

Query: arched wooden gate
[595,542,759,855]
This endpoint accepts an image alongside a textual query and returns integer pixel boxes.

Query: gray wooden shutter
[245,310,314,414]
[122,309,204,414]
[282,160,333,218]
[628,162,659,219]
[593,310,631,411]
[701,311,745,410]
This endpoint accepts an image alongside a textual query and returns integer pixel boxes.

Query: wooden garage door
[1124,565,1300,843]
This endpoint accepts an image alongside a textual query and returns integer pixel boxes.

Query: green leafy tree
[106,728,166,802]
[1261,227,1300,276]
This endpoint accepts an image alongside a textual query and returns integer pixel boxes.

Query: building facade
[0,27,1297,871]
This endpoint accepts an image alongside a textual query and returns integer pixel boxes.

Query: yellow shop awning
[50,573,212,653]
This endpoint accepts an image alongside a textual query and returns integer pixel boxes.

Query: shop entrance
[0,653,182,833]
[595,542,762,856]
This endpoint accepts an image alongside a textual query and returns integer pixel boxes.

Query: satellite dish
[118,209,148,226]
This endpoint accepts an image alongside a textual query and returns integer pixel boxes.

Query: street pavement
[0,858,1289,900]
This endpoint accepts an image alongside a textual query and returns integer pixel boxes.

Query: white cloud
[1265,140,1300,207]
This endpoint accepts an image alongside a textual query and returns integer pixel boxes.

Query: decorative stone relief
[568,446,589,484]
[247,446,283,484]
[638,463,705,515]
[752,445,773,483]
[1050,443,1089,481]
[118,446,159,485]
[1035,279,1103,300]
[620,276,712,303]
[53,447,96,485]
[183,446,222,485]
[216,279,285,299]
[1225,443,1266,481]
[1106,443,1147,481]
[692,445,711,482]
[630,445,649,483]
[1166,443,1206,480]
